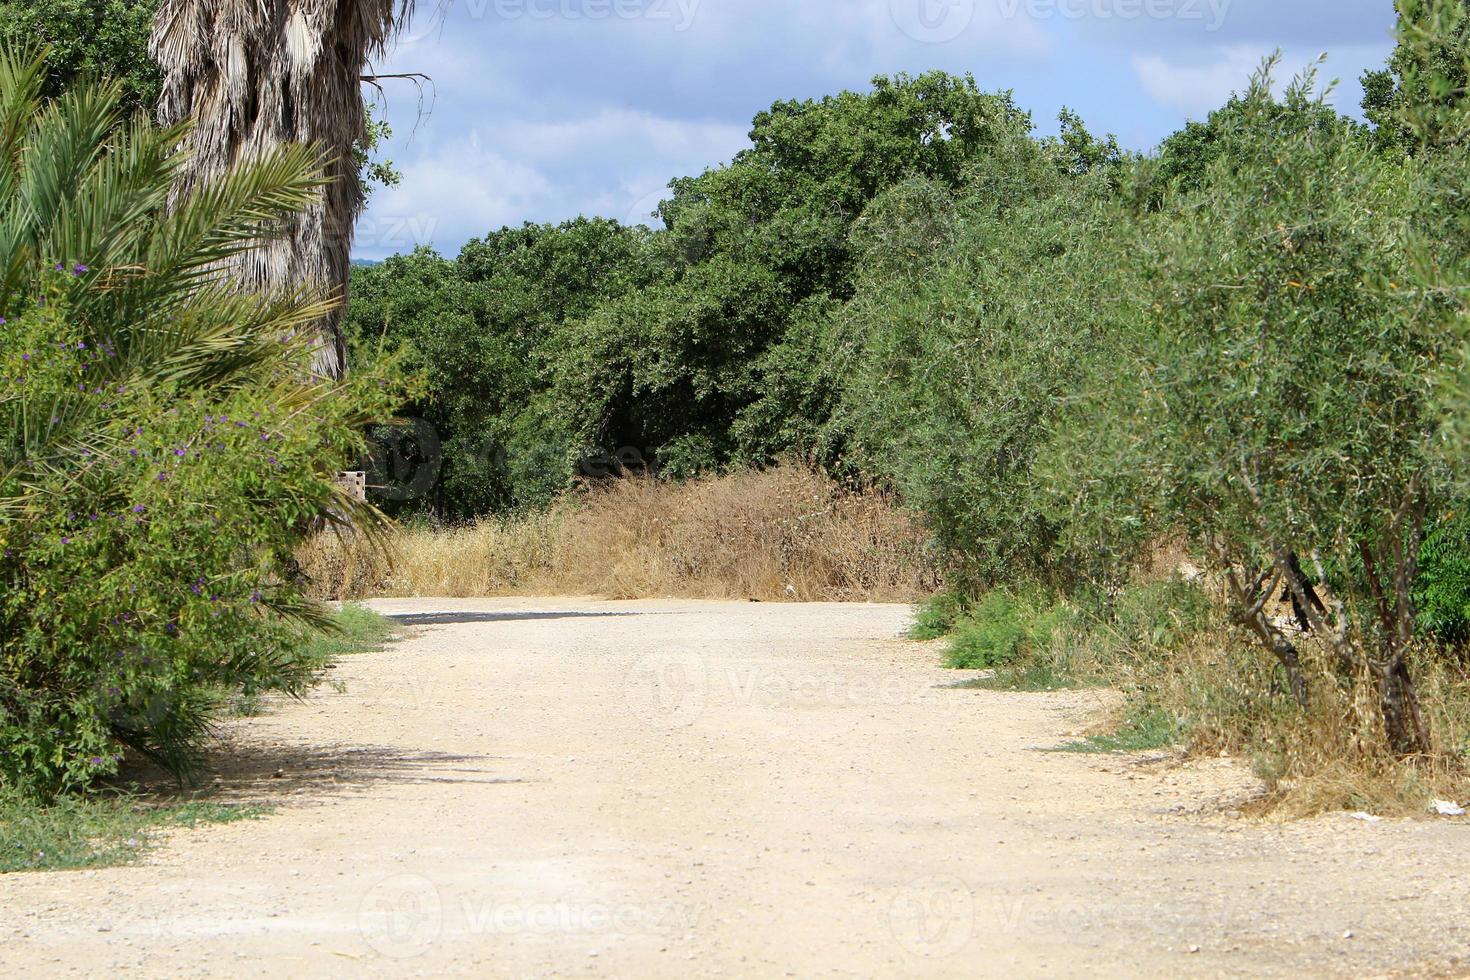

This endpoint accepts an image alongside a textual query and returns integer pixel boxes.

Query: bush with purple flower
[0,52,405,799]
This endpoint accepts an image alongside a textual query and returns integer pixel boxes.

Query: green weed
[1055,707,1182,754]
[0,792,268,873]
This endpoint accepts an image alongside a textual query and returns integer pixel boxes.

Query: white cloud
[1131,45,1273,116]
[498,109,748,164]
[351,0,1397,259]
[357,136,553,258]
[1131,43,1389,120]
[354,109,751,257]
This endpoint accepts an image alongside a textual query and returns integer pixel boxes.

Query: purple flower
[74,265,89,275]
[132,504,145,514]
[89,756,103,765]
[59,536,69,545]
[174,448,186,457]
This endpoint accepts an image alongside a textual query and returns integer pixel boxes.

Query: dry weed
[298,465,940,603]
[1114,617,1470,817]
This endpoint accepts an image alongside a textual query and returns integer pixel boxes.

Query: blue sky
[353,0,1400,260]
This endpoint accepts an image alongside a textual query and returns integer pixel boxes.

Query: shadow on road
[121,742,534,808]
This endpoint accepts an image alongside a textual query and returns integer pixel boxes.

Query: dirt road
[2,598,1468,977]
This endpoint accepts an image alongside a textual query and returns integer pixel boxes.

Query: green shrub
[947,579,1211,692]
[0,51,401,798]
[1057,60,1460,755]
[1416,513,1470,644]
[839,164,1148,592]
[1105,581,1213,653]
[945,589,1076,670]
[908,589,971,640]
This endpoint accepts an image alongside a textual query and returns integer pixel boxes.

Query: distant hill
[350,258,382,268]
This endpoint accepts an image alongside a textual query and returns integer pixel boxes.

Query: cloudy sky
[353,0,1400,260]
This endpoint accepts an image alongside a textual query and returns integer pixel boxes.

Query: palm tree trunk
[150,0,413,377]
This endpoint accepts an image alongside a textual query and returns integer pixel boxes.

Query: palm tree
[0,48,391,792]
[149,0,415,377]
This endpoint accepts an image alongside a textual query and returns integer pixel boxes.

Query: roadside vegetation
[337,2,1470,814]
[10,0,1470,825]
[0,604,391,871]
[0,47,403,809]
[0,794,267,873]
[300,465,938,603]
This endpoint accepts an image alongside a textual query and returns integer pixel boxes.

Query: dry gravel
[2,598,1468,978]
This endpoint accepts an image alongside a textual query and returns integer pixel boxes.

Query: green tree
[1069,66,1449,755]
[0,0,161,114]
[542,73,1058,481]
[1154,88,1350,194]
[346,219,659,515]
[837,133,1144,591]
[1363,0,1470,150]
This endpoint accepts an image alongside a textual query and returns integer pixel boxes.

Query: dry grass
[1057,570,1470,817]
[1151,632,1470,818]
[959,552,1470,816]
[299,465,941,603]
